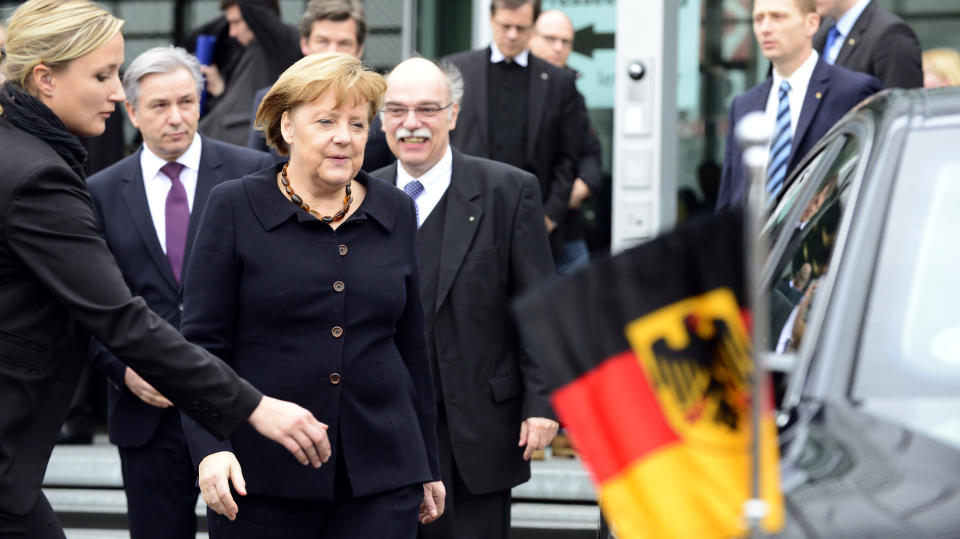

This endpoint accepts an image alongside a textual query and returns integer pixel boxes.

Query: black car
[760,86,960,538]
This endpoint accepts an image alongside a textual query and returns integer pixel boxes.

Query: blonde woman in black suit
[0,2,330,535]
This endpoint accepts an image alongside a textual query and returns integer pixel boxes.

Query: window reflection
[766,136,860,354]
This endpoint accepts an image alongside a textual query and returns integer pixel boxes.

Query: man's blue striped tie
[766,80,792,197]
[403,179,424,227]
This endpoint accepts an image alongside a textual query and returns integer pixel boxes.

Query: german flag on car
[513,210,783,539]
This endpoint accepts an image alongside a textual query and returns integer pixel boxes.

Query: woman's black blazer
[0,118,262,516]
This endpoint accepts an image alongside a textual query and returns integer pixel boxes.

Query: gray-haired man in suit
[373,57,559,539]
[87,46,275,539]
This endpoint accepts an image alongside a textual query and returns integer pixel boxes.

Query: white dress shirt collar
[835,0,872,38]
[396,145,453,228]
[140,133,202,182]
[139,133,202,253]
[490,42,530,67]
[825,0,871,63]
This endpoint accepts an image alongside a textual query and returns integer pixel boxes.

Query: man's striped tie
[403,179,425,228]
[766,80,792,197]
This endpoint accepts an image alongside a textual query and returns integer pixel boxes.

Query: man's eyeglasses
[538,34,572,48]
[382,103,453,120]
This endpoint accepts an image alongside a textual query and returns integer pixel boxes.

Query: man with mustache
[86,47,274,539]
[373,57,558,539]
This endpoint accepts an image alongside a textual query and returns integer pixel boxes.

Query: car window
[764,135,860,356]
[853,126,960,399]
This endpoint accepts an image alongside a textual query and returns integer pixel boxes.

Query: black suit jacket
[86,136,274,448]
[444,48,580,227]
[717,57,882,210]
[814,1,922,90]
[0,119,261,516]
[372,149,556,494]
[562,86,604,242]
[179,168,439,500]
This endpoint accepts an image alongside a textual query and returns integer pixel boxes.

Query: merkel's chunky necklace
[279,162,352,223]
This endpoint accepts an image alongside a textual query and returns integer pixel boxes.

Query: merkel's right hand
[199,451,245,521]
[247,396,331,467]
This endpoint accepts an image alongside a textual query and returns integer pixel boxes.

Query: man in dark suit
[716,0,881,211]
[373,57,558,539]
[245,0,392,171]
[814,0,922,89]
[199,0,300,146]
[86,47,274,539]
[528,9,604,275]
[444,0,580,258]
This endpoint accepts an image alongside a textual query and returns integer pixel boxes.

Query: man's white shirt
[489,41,529,66]
[397,144,453,229]
[824,0,872,64]
[764,50,820,168]
[139,133,201,253]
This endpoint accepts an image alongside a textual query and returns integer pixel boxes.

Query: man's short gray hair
[438,59,464,106]
[123,46,203,108]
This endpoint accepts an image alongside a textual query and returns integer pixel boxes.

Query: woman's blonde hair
[923,48,960,87]
[2,0,123,90]
[255,53,386,156]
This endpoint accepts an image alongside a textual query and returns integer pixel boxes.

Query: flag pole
[735,111,773,536]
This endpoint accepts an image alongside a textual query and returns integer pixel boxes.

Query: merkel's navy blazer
[86,136,274,448]
[372,149,556,495]
[179,166,440,500]
[717,56,882,211]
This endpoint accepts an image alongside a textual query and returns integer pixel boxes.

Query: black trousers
[0,493,65,539]
[420,404,511,539]
[207,484,422,539]
[117,408,199,539]
[209,433,421,539]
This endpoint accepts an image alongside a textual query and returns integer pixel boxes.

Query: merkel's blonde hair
[923,48,960,87]
[2,0,123,91]
[255,53,386,156]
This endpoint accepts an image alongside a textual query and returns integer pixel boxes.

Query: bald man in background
[528,10,603,276]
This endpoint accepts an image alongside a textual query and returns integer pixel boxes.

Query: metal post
[401,0,417,61]
[734,111,772,536]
